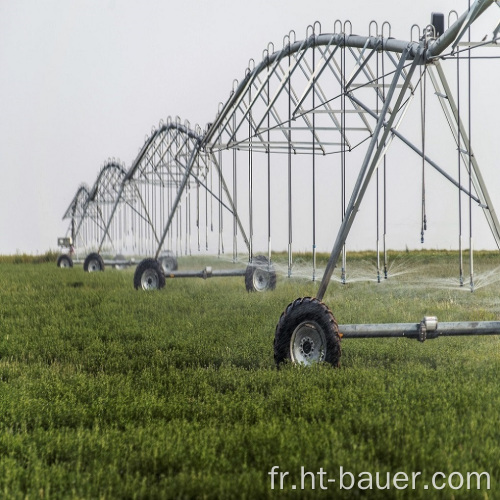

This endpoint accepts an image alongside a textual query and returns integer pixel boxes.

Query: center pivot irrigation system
[59,0,500,365]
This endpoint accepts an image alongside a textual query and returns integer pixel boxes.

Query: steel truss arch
[62,183,90,252]
[62,159,128,256]
[62,0,500,290]
[97,118,249,260]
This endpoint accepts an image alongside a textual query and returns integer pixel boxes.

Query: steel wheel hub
[160,258,172,273]
[141,269,159,290]
[253,268,269,291]
[290,321,326,365]
[88,259,101,272]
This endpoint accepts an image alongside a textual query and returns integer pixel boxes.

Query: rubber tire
[57,254,73,268]
[274,297,341,367]
[83,253,105,272]
[134,258,166,290]
[245,255,277,292]
[159,254,178,273]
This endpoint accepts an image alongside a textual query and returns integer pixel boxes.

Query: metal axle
[69,258,136,267]
[339,316,500,342]
[163,267,246,280]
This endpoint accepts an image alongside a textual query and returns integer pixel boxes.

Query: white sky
[0,0,499,255]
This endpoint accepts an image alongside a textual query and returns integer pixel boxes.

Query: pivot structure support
[275,0,500,367]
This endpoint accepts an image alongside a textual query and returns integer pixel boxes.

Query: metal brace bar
[293,36,340,114]
[345,38,380,89]
[208,152,251,254]
[432,59,500,248]
[132,186,160,247]
[153,143,201,259]
[290,42,342,154]
[313,43,359,147]
[210,44,291,148]
[349,94,481,204]
[317,46,418,301]
[250,38,313,140]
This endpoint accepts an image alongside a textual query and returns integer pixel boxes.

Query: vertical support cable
[188,182,192,255]
[153,150,157,256]
[196,178,200,251]
[420,63,428,244]
[382,44,388,279]
[160,141,164,256]
[146,160,150,255]
[233,115,238,263]
[168,159,172,253]
[312,34,317,281]
[341,34,347,285]
[132,192,135,254]
[376,40,381,283]
[218,149,224,256]
[210,154,214,234]
[467,6,474,292]
[138,188,142,256]
[267,58,272,265]
[205,160,208,251]
[248,83,254,262]
[457,46,464,286]
[287,44,293,278]
[185,182,189,255]
[177,198,181,257]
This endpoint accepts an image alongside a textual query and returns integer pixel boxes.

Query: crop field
[0,250,499,499]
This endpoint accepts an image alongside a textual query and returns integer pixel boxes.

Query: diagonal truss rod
[208,152,250,253]
[349,94,481,204]
[172,156,237,216]
[132,186,161,246]
[292,37,341,115]
[150,144,251,259]
[317,46,420,300]
[428,59,500,249]
[203,34,421,149]
[153,145,201,259]
[210,44,293,148]
[141,129,182,185]
[248,38,314,141]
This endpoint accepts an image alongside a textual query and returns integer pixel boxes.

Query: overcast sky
[0,0,499,255]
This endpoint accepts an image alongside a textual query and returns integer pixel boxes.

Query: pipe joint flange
[418,320,427,342]
[419,316,438,342]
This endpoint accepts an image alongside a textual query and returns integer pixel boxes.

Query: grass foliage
[0,251,499,498]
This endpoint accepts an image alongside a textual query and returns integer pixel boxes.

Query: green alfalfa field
[0,250,499,499]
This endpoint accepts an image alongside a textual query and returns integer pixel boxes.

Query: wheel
[113,254,126,270]
[245,255,277,292]
[274,297,341,367]
[134,258,165,290]
[57,254,73,268]
[158,251,178,273]
[83,253,105,272]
